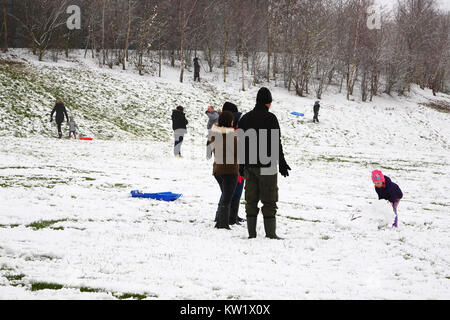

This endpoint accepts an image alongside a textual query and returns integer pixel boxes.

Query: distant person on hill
[193,57,201,82]
[68,116,80,139]
[206,106,220,159]
[372,170,403,228]
[171,106,188,158]
[313,101,320,123]
[50,100,69,139]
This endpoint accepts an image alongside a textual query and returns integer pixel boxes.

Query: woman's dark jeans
[214,174,238,228]
[215,178,244,224]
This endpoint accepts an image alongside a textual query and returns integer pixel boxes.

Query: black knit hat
[256,87,273,105]
[176,106,184,111]
[222,102,238,113]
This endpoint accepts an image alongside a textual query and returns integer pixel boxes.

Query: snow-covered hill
[0,49,449,299]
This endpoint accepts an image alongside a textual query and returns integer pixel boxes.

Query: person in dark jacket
[209,111,239,229]
[372,170,403,228]
[50,100,69,138]
[171,106,188,157]
[313,101,320,123]
[213,102,245,225]
[238,87,291,239]
[193,57,200,82]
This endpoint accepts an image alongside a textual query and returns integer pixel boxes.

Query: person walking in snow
[50,100,69,139]
[68,116,80,139]
[193,57,201,82]
[209,111,239,230]
[313,101,320,123]
[372,170,403,228]
[238,87,291,239]
[214,102,246,225]
[171,106,188,158]
[206,106,220,159]
[206,106,219,130]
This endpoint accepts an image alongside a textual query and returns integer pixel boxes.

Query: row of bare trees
[1,0,449,97]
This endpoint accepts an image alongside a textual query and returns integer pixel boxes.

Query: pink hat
[371,170,385,183]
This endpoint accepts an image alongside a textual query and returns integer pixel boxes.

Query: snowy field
[0,50,449,299]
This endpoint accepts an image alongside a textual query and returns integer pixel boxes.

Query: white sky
[375,0,450,12]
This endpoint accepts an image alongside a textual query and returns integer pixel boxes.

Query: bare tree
[177,0,198,83]
[234,0,266,91]
[1,0,7,52]
[9,0,69,61]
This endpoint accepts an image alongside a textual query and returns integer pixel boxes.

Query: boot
[229,199,240,225]
[264,218,283,240]
[58,132,62,139]
[215,205,231,230]
[247,216,257,239]
[392,216,398,228]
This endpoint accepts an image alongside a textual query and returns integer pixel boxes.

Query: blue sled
[131,190,182,202]
[291,112,305,117]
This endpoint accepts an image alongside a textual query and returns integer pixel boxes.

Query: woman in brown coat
[209,111,239,229]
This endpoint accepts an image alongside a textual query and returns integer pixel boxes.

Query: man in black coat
[50,100,69,138]
[171,106,188,157]
[313,101,320,123]
[193,57,200,82]
[238,87,291,239]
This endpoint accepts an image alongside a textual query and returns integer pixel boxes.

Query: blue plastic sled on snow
[131,190,182,202]
[291,112,305,117]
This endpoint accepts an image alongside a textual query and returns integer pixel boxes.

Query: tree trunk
[246,50,249,72]
[350,67,358,96]
[159,49,162,77]
[39,47,44,61]
[65,34,69,58]
[102,0,107,66]
[2,0,7,53]
[272,37,277,79]
[178,0,185,83]
[138,52,143,76]
[223,6,228,83]
[267,29,271,83]
[241,41,245,91]
[347,6,362,101]
[206,41,213,72]
[124,0,131,64]
[84,31,90,58]
[361,69,368,102]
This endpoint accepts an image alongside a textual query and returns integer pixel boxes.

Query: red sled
[80,137,93,141]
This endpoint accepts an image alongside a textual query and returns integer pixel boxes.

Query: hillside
[0,49,449,299]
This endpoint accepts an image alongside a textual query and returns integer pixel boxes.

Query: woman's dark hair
[222,102,238,113]
[218,111,234,128]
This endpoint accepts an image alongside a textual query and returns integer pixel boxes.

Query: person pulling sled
[50,100,69,138]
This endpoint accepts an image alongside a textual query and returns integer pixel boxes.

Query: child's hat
[371,170,385,183]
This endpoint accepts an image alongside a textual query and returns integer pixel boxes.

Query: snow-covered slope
[0,50,449,299]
